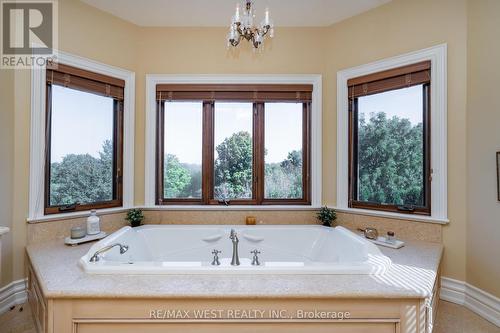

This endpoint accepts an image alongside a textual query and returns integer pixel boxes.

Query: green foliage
[179,164,202,198]
[357,112,424,206]
[49,140,113,206]
[316,206,336,227]
[125,208,144,227]
[265,150,303,199]
[164,154,192,198]
[50,112,423,210]
[214,131,253,199]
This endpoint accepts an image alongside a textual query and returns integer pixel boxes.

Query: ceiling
[80,0,391,27]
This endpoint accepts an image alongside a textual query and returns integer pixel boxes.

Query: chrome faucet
[229,229,240,266]
[89,243,129,262]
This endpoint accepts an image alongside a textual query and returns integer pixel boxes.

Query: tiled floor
[0,300,498,333]
[0,303,36,333]
[433,301,499,333]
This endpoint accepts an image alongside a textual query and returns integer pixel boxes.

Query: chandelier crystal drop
[227,0,274,49]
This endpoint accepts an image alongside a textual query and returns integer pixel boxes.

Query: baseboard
[0,278,27,315]
[440,276,500,327]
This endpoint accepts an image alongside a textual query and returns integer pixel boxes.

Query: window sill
[332,206,449,225]
[26,205,448,225]
[27,207,130,224]
[26,205,320,223]
[141,205,320,211]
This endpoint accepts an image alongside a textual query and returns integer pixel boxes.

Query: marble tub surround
[141,209,318,226]
[26,238,442,299]
[27,209,443,245]
[27,212,128,244]
[336,212,443,243]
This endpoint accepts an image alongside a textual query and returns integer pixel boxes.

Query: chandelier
[227,0,274,49]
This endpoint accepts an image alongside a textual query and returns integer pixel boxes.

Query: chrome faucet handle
[211,249,221,266]
[250,249,261,266]
[120,245,129,254]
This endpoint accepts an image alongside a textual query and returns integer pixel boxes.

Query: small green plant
[316,206,336,227]
[125,208,144,227]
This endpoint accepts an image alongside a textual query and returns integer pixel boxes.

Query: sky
[358,84,423,125]
[165,101,303,165]
[50,85,114,163]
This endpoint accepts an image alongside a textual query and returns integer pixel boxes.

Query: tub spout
[89,243,129,262]
[229,229,240,266]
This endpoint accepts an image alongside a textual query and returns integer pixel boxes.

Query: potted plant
[316,206,336,227]
[125,208,144,227]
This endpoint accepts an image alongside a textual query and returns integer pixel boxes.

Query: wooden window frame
[155,84,312,206]
[348,61,431,216]
[44,64,124,215]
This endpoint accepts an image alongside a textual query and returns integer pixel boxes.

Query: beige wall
[133,26,327,202]
[323,0,469,284]
[0,68,14,286]
[7,0,139,287]
[3,0,498,298]
[466,0,500,297]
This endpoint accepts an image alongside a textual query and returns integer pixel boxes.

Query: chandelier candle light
[227,0,274,49]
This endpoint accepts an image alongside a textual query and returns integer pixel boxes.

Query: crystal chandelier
[227,0,274,49]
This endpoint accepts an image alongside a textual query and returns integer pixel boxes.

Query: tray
[65,231,107,246]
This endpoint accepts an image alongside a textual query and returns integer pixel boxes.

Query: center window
[155,84,312,205]
[214,102,254,200]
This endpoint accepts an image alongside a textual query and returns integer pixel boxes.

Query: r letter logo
[1,0,58,68]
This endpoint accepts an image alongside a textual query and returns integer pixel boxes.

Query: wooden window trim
[347,61,431,98]
[47,63,125,100]
[156,84,312,102]
[44,66,124,215]
[348,62,431,216]
[156,85,312,206]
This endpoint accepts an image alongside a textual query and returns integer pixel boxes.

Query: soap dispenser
[86,210,101,235]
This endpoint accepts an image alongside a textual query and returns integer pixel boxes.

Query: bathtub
[79,225,391,275]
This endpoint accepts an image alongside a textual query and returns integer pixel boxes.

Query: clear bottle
[86,210,101,235]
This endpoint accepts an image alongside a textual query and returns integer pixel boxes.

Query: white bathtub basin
[79,225,391,275]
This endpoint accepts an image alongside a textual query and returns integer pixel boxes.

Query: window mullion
[113,99,124,202]
[302,102,311,203]
[254,102,265,204]
[155,100,165,204]
[202,101,214,204]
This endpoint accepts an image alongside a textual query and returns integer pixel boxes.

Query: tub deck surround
[26,236,442,299]
[25,233,442,333]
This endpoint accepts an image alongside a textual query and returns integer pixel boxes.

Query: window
[348,61,431,215]
[155,84,312,205]
[160,101,203,201]
[44,63,124,214]
[264,102,307,200]
[213,102,254,200]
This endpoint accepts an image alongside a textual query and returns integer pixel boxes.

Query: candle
[265,8,270,25]
[70,226,86,239]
